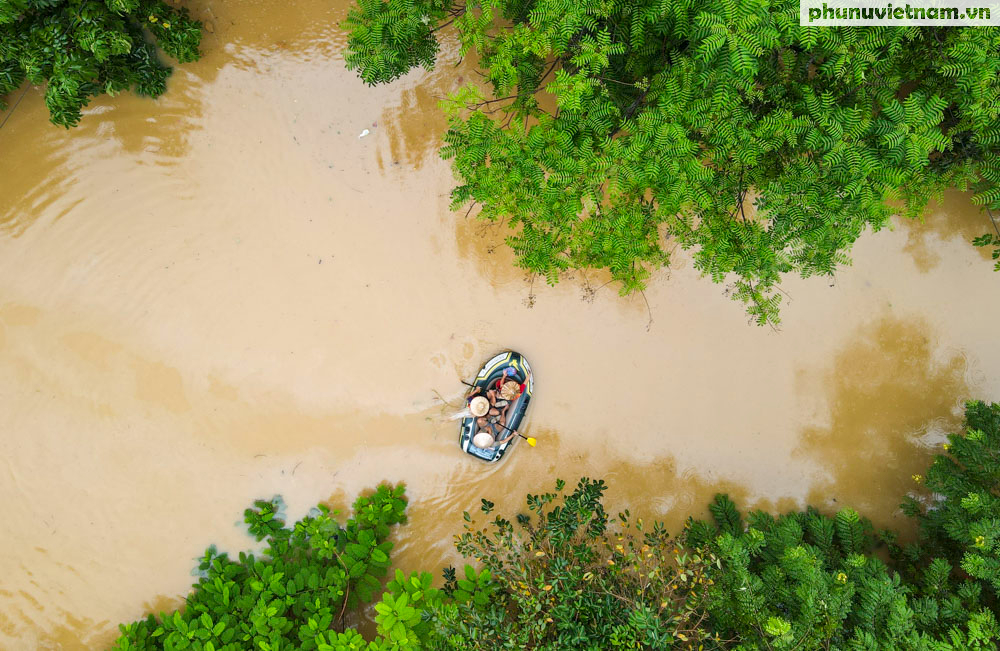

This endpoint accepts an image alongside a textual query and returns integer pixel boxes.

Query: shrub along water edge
[113,400,1000,650]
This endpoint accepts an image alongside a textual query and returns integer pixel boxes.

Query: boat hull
[459,351,533,462]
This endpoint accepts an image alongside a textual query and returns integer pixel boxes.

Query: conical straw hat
[472,431,495,448]
[469,396,490,417]
[500,380,521,400]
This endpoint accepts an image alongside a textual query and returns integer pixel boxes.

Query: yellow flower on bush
[148,14,157,22]
[912,474,923,483]
[943,443,951,451]
[542,585,552,591]
[975,535,986,548]
[836,572,847,584]
[162,21,171,28]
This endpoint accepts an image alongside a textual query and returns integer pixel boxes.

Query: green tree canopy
[0,0,202,127]
[687,401,1000,649]
[344,0,1000,324]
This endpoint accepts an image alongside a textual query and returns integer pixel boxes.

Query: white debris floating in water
[358,129,370,139]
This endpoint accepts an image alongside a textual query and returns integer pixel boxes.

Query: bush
[686,498,998,649]
[686,401,1000,650]
[431,478,719,649]
[113,484,409,651]
[112,402,1000,650]
[903,400,1000,606]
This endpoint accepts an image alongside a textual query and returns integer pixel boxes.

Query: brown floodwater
[1,1,998,647]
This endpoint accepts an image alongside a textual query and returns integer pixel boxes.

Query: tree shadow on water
[901,190,997,272]
[30,578,184,649]
[0,36,224,238]
[377,43,478,172]
[794,314,969,527]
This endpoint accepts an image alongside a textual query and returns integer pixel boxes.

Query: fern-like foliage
[344,0,1000,325]
[835,508,869,556]
[342,0,457,85]
[0,0,202,127]
[973,226,1000,272]
[710,493,744,537]
[684,401,1000,649]
[907,401,1000,604]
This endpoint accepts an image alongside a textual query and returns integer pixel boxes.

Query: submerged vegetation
[114,401,1000,650]
[343,0,1000,324]
[0,0,202,127]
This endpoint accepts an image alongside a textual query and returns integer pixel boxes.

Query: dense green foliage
[344,0,1000,323]
[432,478,718,648]
[903,400,1000,604]
[685,400,1000,649]
[112,485,411,651]
[114,401,1000,649]
[686,501,998,649]
[0,0,201,127]
[442,401,1000,650]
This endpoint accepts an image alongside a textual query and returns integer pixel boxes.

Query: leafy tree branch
[343,0,1000,325]
[0,0,203,127]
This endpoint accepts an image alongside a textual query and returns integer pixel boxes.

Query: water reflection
[220,0,348,66]
[795,314,968,524]
[902,190,997,272]
[0,58,213,238]
[453,214,526,286]
[0,0,360,239]
[376,43,472,171]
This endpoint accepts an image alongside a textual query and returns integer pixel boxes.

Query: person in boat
[472,422,517,449]
[469,368,527,403]
[490,401,512,427]
[499,378,522,401]
[467,367,528,448]
[472,397,512,431]
[498,367,528,393]
[469,395,490,418]
[477,396,514,444]
[467,384,500,403]
[470,396,513,449]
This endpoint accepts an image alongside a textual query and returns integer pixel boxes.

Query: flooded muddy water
[1,1,998,647]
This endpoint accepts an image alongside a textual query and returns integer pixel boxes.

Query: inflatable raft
[460,351,532,462]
